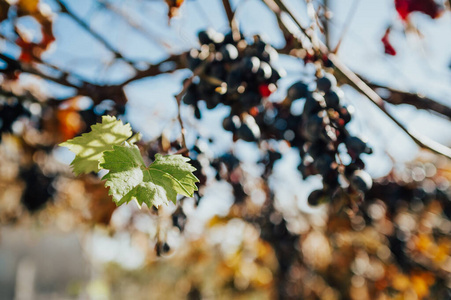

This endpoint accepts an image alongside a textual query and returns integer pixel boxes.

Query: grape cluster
[0,98,31,142]
[304,75,373,205]
[258,73,373,206]
[20,164,55,211]
[184,29,283,142]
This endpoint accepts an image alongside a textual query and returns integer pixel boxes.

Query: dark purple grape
[198,30,213,45]
[222,115,241,132]
[350,170,373,192]
[317,73,337,93]
[220,44,239,62]
[345,136,372,156]
[226,67,243,90]
[303,114,324,142]
[198,29,223,45]
[257,61,272,82]
[287,81,310,101]
[339,105,353,124]
[302,93,325,117]
[20,165,55,212]
[235,116,260,142]
[241,56,260,74]
[313,153,334,176]
[183,86,198,105]
[270,67,283,83]
[324,89,342,109]
[187,50,202,70]
[240,91,261,108]
[308,189,327,206]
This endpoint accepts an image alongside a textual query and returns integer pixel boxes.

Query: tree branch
[0,53,80,89]
[174,62,207,154]
[120,54,185,86]
[330,54,451,159]
[221,0,234,29]
[364,81,451,121]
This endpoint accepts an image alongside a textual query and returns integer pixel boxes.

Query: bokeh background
[0,0,451,299]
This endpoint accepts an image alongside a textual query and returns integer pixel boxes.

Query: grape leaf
[100,144,199,207]
[59,115,133,175]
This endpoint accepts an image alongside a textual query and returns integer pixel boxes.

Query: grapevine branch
[330,55,451,159]
[365,81,451,121]
[174,62,208,153]
[267,0,451,160]
[221,0,235,29]
[0,53,80,89]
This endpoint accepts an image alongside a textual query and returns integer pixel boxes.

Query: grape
[220,44,238,62]
[324,89,342,109]
[317,73,337,93]
[313,153,334,176]
[222,115,241,132]
[236,115,260,142]
[345,136,372,156]
[257,61,272,82]
[303,114,324,142]
[287,81,310,101]
[198,30,214,45]
[198,28,224,45]
[226,67,243,90]
[302,93,325,117]
[338,105,353,125]
[308,189,328,206]
[20,165,55,212]
[187,50,202,70]
[350,170,373,192]
[242,56,261,74]
[241,91,261,108]
[183,86,198,105]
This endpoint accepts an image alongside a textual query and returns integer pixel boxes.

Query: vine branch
[267,0,451,160]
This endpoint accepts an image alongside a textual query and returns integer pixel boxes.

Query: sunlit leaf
[100,144,199,207]
[59,115,133,175]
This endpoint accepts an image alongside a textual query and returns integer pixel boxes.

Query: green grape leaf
[100,144,199,207]
[59,115,133,175]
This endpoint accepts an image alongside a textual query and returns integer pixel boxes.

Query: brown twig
[322,0,330,48]
[222,0,235,29]
[0,53,80,89]
[120,54,185,86]
[331,0,360,54]
[364,81,451,121]
[261,0,303,52]
[174,63,207,153]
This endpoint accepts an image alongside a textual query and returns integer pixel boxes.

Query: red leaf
[381,28,397,56]
[395,0,443,20]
